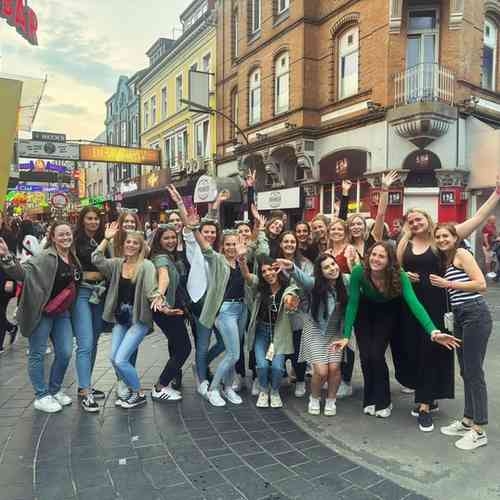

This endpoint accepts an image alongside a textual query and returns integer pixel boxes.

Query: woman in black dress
[397,184,500,432]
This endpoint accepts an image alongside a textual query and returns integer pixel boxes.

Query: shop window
[482,18,498,91]
[275,52,290,114]
[322,180,370,216]
[338,26,359,99]
[249,68,261,125]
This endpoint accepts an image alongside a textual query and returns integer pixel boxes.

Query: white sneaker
[52,391,72,407]
[222,387,242,405]
[232,375,243,392]
[336,381,353,399]
[324,399,336,416]
[308,396,320,416]
[197,380,209,399]
[207,389,226,407]
[116,380,129,400]
[34,395,62,413]
[251,379,260,396]
[270,391,283,408]
[294,381,306,398]
[363,405,376,416]
[455,429,488,450]
[375,404,392,418]
[441,420,472,437]
[256,391,269,408]
[151,385,182,402]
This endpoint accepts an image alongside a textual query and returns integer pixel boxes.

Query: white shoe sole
[34,404,62,413]
[324,410,336,416]
[440,428,468,437]
[419,424,434,432]
[81,404,100,413]
[454,439,487,450]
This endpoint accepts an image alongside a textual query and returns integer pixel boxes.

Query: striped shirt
[444,264,482,306]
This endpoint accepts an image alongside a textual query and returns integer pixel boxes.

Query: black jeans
[341,346,355,383]
[355,298,399,410]
[285,330,306,383]
[453,298,492,426]
[153,312,192,387]
[0,298,9,349]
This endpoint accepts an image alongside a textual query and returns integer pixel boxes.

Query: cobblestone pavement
[0,328,430,500]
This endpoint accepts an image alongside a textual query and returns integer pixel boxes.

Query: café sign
[0,0,39,46]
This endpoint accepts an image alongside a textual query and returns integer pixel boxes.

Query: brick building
[215,0,500,225]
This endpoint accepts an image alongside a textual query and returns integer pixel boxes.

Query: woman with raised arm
[276,254,348,417]
[149,224,191,402]
[72,206,107,411]
[331,242,460,418]
[92,223,162,409]
[396,177,500,432]
[346,171,399,259]
[238,247,300,408]
[277,231,313,398]
[430,224,491,450]
[0,222,82,413]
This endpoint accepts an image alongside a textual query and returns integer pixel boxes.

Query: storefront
[256,186,302,227]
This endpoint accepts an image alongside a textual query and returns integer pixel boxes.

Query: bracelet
[187,223,200,230]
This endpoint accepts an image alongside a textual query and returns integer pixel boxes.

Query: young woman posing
[72,206,107,411]
[396,182,500,431]
[240,252,299,408]
[149,225,191,402]
[0,222,81,413]
[430,224,491,450]
[92,223,162,409]
[277,254,348,417]
[331,242,460,418]
[278,231,313,398]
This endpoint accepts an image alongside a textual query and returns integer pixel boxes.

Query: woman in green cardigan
[331,241,460,418]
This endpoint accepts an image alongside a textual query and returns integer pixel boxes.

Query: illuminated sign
[19,159,67,174]
[147,172,159,188]
[0,0,38,46]
[18,139,80,160]
[80,144,160,165]
[121,181,138,193]
[78,168,86,199]
[15,183,70,193]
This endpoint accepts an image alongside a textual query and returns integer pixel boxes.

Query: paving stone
[339,486,381,500]
[294,456,358,479]
[249,429,281,443]
[203,483,246,500]
[311,471,352,492]
[209,452,245,471]
[300,445,338,461]
[281,429,312,444]
[188,469,227,490]
[257,463,297,483]
[196,436,226,451]
[274,450,309,467]
[160,482,204,500]
[0,483,35,500]
[341,466,384,488]
[204,446,232,457]
[134,444,169,460]
[367,479,412,500]
[258,439,293,455]
[274,476,316,498]
[229,440,264,456]
[242,451,277,469]
[220,429,252,444]
[78,485,117,500]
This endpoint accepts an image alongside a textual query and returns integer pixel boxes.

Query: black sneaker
[91,388,106,400]
[8,325,18,345]
[171,372,182,391]
[418,410,434,432]
[411,402,439,417]
[121,392,147,409]
[81,395,99,413]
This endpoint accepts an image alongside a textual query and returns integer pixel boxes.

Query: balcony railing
[394,63,455,107]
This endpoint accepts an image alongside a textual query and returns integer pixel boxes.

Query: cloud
[47,103,88,115]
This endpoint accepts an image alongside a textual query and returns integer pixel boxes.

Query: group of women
[0,169,496,452]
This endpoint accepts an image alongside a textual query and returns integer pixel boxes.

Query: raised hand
[105,222,119,240]
[329,338,349,352]
[257,214,267,231]
[250,203,260,221]
[381,170,400,189]
[245,169,256,188]
[272,258,294,273]
[235,236,248,260]
[166,184,183,205]
[185,207,200,227]
[431,331,461,350]
[0,238,10,257]
[217,189,231,203]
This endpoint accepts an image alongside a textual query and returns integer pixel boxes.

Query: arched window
[249,68,261,125]
[231,88,239,138]
[338,26,359,99]
[275,52,290,114]
[482,18,498,90]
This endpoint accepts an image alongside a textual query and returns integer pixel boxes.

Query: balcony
[388,63,458,148]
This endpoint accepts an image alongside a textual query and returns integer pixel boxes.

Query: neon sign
[0,0,39,46]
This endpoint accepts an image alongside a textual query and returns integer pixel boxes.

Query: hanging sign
[0,0,39,46]
[51,193,68,209]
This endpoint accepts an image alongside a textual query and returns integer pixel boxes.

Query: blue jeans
[195,318,225,382]
[212,301,248,390]
[71,286,104,390]
[110,321,148,391]
[28,311,73,399]
[254,322,285,392]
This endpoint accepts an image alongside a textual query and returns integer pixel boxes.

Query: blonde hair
[113,212,142,257]
[123,231,147,282]
[346,213,367,243]
[328,218,349,247]
[401,208,436,247]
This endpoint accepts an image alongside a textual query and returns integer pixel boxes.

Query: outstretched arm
[372,171,399,242]
[338,180,352,220]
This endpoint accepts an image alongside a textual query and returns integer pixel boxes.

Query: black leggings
[0,299,9,349]
[341,346,355,383]
[153,312,192,387]
[284,330,306,383]
[355,297,399,411]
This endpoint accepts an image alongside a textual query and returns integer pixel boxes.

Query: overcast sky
[0,0,192,141]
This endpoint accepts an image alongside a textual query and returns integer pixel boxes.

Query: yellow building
[137,0,216,208]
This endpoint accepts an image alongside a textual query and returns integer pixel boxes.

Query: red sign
[1,0,38,46]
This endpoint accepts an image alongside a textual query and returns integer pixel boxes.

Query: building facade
[132,0,217,219]
[216,0,500,225]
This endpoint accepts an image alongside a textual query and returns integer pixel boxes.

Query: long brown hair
[434,223,460,271]
[113,212,142,258]
[44,220,79,263]
[74,206,105,243]
[364,241,402,298]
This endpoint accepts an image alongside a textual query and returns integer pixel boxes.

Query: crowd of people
[0,170,497,452]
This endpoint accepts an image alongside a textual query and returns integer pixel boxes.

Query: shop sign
[17,140,80,160]
[78,168,86,199]
[80,144,160,165]
[147,172,159,188]
[440,190,456,205]
[32,131,66,143]
[319,150,367,183]
[121,181,138,193]
[0,0,38,46]
[403,150,441,171]
[194,175,218,203]
[257,187,301,211]
[388,191,402,205]
[51,193,68,209]
[15,182,70,193]
[18,159,67,174]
